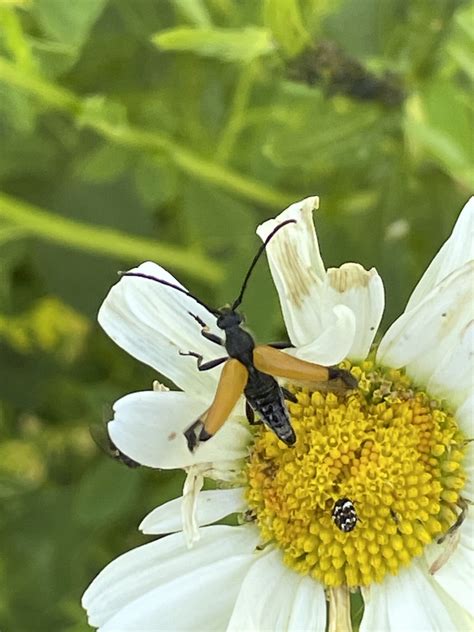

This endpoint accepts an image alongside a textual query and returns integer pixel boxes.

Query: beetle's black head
[216,306,243,330]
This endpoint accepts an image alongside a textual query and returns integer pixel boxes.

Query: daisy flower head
[83,196,473,631]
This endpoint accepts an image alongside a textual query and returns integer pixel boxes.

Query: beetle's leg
[437,497,470,544]
[179,351,228,371]
[281,387,298,403]
[201,329,225,346]
[188,311,225,346]
[328,366,358,389]
[183,359,248,451]
[268,341,294,349]
[184,419,205,451]
[245,400,259,425]
[188,311,207,328]
[253,345,357,388]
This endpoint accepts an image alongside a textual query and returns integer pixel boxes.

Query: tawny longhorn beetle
[120,220,357,452]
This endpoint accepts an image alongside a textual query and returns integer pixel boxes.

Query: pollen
[245,360,467,588]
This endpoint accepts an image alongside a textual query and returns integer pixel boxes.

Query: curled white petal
[98,261,224,396]
[257,198,383,361]
[108,390,251,469]
[140,487,247,535]
[257,197,326,346]
[325,263,384,361]
[287,304,356,366]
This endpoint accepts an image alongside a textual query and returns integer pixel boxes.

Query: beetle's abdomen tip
[281,430,296,446]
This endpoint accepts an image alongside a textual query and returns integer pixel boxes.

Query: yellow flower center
[245,360,467,588]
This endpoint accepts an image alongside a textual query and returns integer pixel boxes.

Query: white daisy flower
[83,196,473,631]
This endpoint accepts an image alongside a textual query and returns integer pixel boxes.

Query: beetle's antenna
[231,219,296,310]
[118,272,220,315]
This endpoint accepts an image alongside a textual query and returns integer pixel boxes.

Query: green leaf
[263,84,381,170]
[134,156,179,208]
[445,4,474,80]
[0,82,36,133]
[78,95,129,130]
[32,0,110,49]
[152,26,275,62]
[263,0,309,58]
[30,36,79,79]
[75,143,129,184]
[405,84,474,189]
[350,589,364,630]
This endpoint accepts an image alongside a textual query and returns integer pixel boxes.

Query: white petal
[257,200,383,361]
[426,512,474,617]
[98,261,225,396]
[427,320,474,407]
[83,524,259,629]
[406,197,474,311]
[108,390,251,469]
[361,560,469,632]
[457,394,474,438]
[325,264,385,361]
[377,261,474,387]
[288,304,356,366]
[459,405,474,502]
[226,548,326,631]
[287,576,327,632]
[101,555,252,632]
[360,584,390,631]
[140,487,247,534]
[464,445,474,503]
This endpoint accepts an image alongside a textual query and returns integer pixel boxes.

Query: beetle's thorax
[224,325,255,367]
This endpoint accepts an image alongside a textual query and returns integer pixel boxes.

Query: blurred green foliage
[0,0,471,629]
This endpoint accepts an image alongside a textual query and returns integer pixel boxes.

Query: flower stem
[216,62,258,163]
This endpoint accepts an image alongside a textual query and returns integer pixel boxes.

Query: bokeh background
[0,0,472,629]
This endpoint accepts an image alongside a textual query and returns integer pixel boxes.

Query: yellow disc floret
[246,360,467,588]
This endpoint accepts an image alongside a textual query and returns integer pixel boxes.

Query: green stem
[0,7,36,72]
[0,192,223,284]
[0,56,80,113]
[216,62,257,163]
[0,57,294,209]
